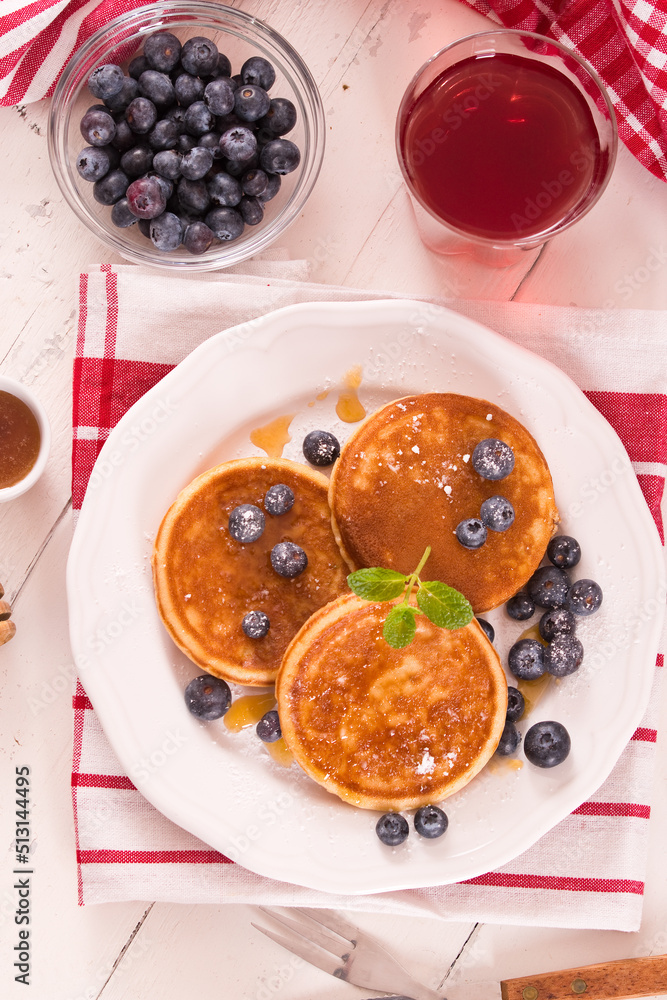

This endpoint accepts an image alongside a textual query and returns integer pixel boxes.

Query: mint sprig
[347,546,473,648]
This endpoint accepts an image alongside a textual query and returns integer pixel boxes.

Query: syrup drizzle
[250,414,295,458]
[336,366,366,423]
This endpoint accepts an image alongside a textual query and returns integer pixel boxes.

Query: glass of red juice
[396,30,617,266]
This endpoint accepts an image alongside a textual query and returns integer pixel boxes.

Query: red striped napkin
[461,0,667,182]
[70,264,666,929]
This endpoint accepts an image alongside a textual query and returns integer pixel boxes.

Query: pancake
[329,393,559,613]
[276,593,507,810]
[152,457,350,686]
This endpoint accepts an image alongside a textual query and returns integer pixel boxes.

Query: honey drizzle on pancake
[249,414,295,457]
[223,692,275,731]
[336,366,366,423]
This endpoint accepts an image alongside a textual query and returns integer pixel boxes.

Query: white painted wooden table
[1,1,667,998]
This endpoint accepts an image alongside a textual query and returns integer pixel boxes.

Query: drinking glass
[396,30,617,267]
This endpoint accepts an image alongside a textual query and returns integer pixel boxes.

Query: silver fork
[252,907,446,1000]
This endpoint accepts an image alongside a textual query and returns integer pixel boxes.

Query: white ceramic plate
[67,299,664,894]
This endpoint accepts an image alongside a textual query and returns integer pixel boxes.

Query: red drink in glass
[396,32,616,265]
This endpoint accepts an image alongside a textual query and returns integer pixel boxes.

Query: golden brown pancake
[277,593,507,810]
[152,458,350,686]
[329,393,559,613]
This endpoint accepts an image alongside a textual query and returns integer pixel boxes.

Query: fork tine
[251,921,341,978]
[295,907,363,942]
[258,907,350,959]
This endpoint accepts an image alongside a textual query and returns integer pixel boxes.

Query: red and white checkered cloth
[2,1,667,181]
[71,263,667,929]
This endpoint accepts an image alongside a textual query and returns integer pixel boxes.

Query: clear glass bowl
[48,1,325,271]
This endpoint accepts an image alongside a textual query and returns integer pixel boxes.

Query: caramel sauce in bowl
[0,377,51,501]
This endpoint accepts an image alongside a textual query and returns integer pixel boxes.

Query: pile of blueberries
[77,31,301,254]
[455,437,516,548]
[496,532,603,768]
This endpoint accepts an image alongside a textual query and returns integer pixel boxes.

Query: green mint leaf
[382,605,418,648]
[347,567,407,602]
[416,581,474,630]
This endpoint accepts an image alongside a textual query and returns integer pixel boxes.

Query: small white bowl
[0,377,51,502]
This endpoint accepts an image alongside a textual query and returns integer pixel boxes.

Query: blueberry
[264,483,295,515]
[225,154,258,177]
[539,607,576,641]
[148,118,180,151]
[228,503,265,543]
[271,541,308,578]
[149,211,183,251]
[508,638,545,680]
[198,131,224,159]
[242,168,269,196]
[177,133,198,154]
[153,149,182,181]
[76,145,111,181]
[476,618,494,642]
[181,36,219,77]
[259,138,301,175]
[126,96,158,134]
[80,108,116,146]
[256,709,282,743]
[302,429,340,466]
[103,76,139,114]
[234,84,271,122]
[495,720,522,756]
[184,101,215,137]
[240,56,276,90]
[376,812,409,846]
[111,119,136,153]
[524,720,571,768]
[138,69,175,108]
[185,674,231,720]
[219,125,257,161]
[204,206,244,241]
[120,143,154,178]
[414,804,448,839]
[566,579,603,617]
[110,197,137,228]
[212,52,233,79]
[242,610,270,639]
[88,63,125,100]
[239,195,264,225]
[471,438,515,480]
[258,172,281,202]
[207,171,242,206]
[204,78,235,116]
[128,55,149,80]
[506,592,535,621]
[178,178,211,214]
[506,686,525,722]
[547,534,582,569]
[480,495,515,532]
[180,146,214,180]
[527,565,570,609]
[259,97,297,136]
[93,169,129,205]
[146,171,173,203]
[126,175,167,219]
[174,72,205,107]
[183,221,215,254]
[455,517,487,549]
[143,31,182,73]
[544,634,584,677]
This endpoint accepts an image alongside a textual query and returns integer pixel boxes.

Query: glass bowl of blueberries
[48,1,324,270]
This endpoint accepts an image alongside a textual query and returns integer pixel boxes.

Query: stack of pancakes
[153,393,558,809]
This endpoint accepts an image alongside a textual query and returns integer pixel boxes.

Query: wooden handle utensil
[501,954,667,1000]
